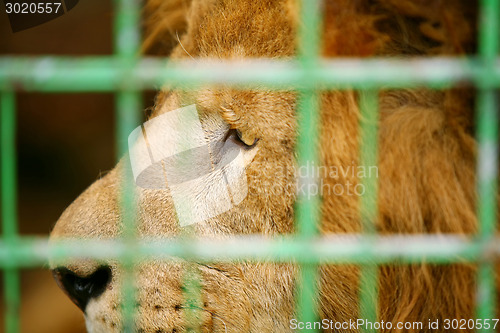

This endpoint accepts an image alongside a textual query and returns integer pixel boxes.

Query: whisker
[176,31,196,61]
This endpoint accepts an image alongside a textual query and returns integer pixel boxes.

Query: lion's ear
[142,0,193,55]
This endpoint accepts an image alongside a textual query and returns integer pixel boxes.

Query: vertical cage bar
[358,90,379,333]
[115,91,141,333]
[476,93,499,330]
[1,91,20,333]
[295,89,321,237]
[114,0,140,60]
[114,0,141,332]
[182,263,203,331]
[476,0,499,331]
[295,91,321,328]
[476,85,499,332]
[295,0,322,330]
[478,0,499,63]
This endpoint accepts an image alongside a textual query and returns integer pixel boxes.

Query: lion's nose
[52,266,112,311]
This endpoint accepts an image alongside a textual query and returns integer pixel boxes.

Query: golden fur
[51,0,496,332]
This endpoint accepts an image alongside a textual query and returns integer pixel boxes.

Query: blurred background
[0,1,154,331]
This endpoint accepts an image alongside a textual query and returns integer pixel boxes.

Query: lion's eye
[235,129,258,147]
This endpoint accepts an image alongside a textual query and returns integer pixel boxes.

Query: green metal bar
[173,101,204,331]
[115,90,141,333]
[114,0,141,331]
[182,264,203,332]
[115,91,141,167]
[294,91,321,332]
[476,88,499,240]
[3,268,20,333]
[476,0,499,331]
[114,0,140,59]
[0,57,499,92]
[294,0,322,330]
[297,0,321,68]
[477,263,496,333]
[178,224,203,330]
[295,89,321,238]
[475,90,499,329]
[478,0,499,64]
[1,92,18,239]
[1,235,498,268]
[358,91,379,236]
[358,90,380,333]
[1,91,20,333]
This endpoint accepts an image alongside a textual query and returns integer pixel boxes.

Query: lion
[50,0,494,332]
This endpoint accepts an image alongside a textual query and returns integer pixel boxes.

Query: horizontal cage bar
[0,57,499,91]
[0,235,498,268]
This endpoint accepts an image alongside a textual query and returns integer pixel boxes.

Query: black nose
[52,266,112,311]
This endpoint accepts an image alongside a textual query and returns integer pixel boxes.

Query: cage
[0,0,499,332]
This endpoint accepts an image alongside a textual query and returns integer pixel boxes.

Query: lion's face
[50,0,481,332]
[50,1,300,332]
